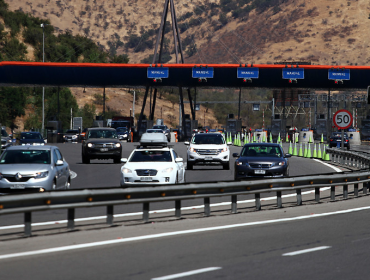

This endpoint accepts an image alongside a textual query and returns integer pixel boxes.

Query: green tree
[79,103,96,128]
[0,87,27,126]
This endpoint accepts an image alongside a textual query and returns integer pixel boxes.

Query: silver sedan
[0,145,71,193]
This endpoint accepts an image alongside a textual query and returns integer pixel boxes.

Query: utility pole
[41,23,47,136]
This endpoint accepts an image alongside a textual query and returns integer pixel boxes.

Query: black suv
[81,127,122,164]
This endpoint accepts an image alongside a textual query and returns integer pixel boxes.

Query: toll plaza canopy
[0,61,369,90]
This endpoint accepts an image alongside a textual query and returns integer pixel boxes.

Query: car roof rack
[138,133,168,148]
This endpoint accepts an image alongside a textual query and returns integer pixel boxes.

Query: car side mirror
[285,154,292,158]
[184,141,189,145]
[56,159,64,166]
[232,153,239,158]
[175,158,183,162]
[121,158,128,163]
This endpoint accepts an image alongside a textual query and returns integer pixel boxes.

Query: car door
[172,150,184,182]
[55,148,69,188]
[53,149,65,189]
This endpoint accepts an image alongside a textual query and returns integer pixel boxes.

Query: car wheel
[52,180,57,190]
[223,161,230,170]
[187,162,193,170]
[65,178,71,189]
[175,173,179,184]
[82,155,90,164]
[114,157,121,164]
[347,146,350,150]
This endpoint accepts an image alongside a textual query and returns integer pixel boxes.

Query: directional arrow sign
[333,109,353,130]
[328,69,350,80]
[282,68,304,79]
[147,67,169,79]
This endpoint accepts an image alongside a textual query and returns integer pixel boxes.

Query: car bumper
[120,173,177,185]
[187,152,229,165]
[235,165,288,179]
[0,176,54,192]
[84,148,121,159]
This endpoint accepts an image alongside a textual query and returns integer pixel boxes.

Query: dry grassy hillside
[6,0,370,65]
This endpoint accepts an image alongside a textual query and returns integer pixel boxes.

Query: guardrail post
[315,187,320,202]
[204,197,210,217]
[277,191,282,208]
[107,205,114,225]
[343,185,348,199]
[231,195,237,214]
[67,208,75,230]
[331,186,335,201]
[255,193,261,210]
[296,189,302,205]
[364,182,369,195]
[175,200,181,218]
[143,202,149,222]
[354,183,358,197]
[24,212,32,237]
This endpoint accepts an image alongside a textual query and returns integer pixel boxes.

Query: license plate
[10,184,26,189]
[100,148,108,152]
[337,140,341,142]
[140,177,153,182]
[205,157,213,160]
[255,170,266,174]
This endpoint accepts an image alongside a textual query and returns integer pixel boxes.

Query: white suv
[185,133,231,170]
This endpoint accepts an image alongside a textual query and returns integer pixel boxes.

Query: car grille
[94,143,115,148]
[3,175,33,182]
[249,163,271,168]
[135,169,158,176]
[197,149,219,155]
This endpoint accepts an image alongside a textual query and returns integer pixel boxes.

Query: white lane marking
[151,267,222,280]
[69,171,77,179]
[0,159,341,231]
[1,206,370,260]
[282,246,331,256]
[312,159,342,172]
[0,188,330,231]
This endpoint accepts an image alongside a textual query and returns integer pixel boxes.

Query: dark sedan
[81,128,122,164]
[329,132,350,150]
[233,143,290,180]
[17,132,45,146]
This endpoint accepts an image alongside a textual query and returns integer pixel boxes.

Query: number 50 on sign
[333,109,353,130]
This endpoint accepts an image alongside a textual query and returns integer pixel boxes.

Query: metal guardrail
[1,167,370,236]
[326,147,370,169]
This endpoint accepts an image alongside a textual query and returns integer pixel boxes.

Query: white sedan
[120,146,185,186]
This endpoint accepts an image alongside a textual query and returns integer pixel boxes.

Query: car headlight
[218,147,228,153]
[190,147,197,152]
[272,161,285,166]
[162,167,173,173]
[35,171,49,179]
[72,135,77,139]
[115,143,121,148]
[123,134,127,137]
[236,161,249,166]
[87,143,94,148]
[63,135,66,138]
[121,167,132,174]
[7,139,12,143]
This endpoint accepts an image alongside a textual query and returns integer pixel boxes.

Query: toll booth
[46,121,63,143]
[226,119,242,137]
[298,128,314,143]
[271,119,286,142]
[185,119,198,139]
[137,120,153,137]
[254,129,267,142]
[347,128,361,145]
[360,117,370,140]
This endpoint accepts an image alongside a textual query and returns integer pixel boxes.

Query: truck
[111,116,134,131]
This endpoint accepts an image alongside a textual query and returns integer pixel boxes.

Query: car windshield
[1,130,8,137]
[0,150,51,164]
[21,132,43,140]
[331,133,348,138]
[66,130,78,134]
[116,128,128,133]
[129,150,172,162]
[191,134,225,144]
[241,145,282,158]
[153,125,166,130]
[88,130,118,139]
[146,129,163,133]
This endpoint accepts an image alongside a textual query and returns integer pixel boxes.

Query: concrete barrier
[348,131,361,145]
[298,131,313,143]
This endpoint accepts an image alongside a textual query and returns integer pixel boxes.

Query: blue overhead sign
[237,67,259,79]
[192,67,214,78]
[147,67,169,79]
[328,69,350,80]
[282,68,304,79]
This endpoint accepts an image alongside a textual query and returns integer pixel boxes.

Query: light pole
[40,23,47,136]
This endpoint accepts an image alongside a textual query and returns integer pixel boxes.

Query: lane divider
[151,267,222,280]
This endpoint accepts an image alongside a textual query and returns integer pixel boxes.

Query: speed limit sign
[333,109,353,130]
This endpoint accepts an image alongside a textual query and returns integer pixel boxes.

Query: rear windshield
[88,130,118,139]
[0,150,51,164]
[241,145,282,158]
[191,134,225,145]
